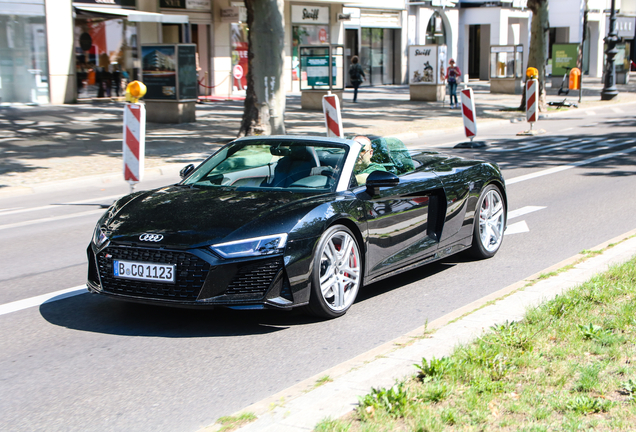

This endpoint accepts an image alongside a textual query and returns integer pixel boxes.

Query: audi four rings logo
[139,233,164,242]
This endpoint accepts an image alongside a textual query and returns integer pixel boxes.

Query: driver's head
[353,136,373,168]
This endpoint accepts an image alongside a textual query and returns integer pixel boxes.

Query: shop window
[75,18,138,99]
[231,23,249,92]
[292,24,329,81]
[425,13,446,46]
[360,28,395,86]
[0,13,49,104]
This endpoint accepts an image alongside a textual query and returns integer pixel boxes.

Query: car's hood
[103,185,331,248]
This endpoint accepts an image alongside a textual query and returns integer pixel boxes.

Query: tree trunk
[238,0,286,137]
[519,0,549,111]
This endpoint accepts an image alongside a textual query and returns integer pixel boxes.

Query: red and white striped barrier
[526,79,537,124]
[123,103,146,188]
[322,93,343,139]
[460,88,477,140]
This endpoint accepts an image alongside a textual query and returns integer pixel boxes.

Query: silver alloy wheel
[478,188,505,253]
[319,230,361,312]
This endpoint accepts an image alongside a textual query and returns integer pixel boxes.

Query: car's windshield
[182,140,348,192]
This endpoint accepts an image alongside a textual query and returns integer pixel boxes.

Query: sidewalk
[1,77,635,198]
[200,228,636,432]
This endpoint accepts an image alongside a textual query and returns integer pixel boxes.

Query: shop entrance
[345,29,358,87]
[468,24,490,80]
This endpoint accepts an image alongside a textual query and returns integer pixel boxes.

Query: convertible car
[87,136,506,318]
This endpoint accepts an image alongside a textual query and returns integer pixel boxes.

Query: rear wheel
[469,184,505,259]
[306,225,361,319]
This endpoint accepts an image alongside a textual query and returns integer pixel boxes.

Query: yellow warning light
[125,81,147,103]
[569,68,581,90]
[526,67,538,80]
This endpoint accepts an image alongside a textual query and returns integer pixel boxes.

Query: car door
[356,169,445,280]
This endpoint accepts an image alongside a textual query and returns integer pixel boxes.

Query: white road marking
[507,206,546,219]
[0,195,121,217]
[611,107,624,114]
[504,220,529,235]
[585,110,596,116]
[0,209,105,231]
[0,286,87,317]
[506,146,636,185]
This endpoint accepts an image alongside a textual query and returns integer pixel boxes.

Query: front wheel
[306,225,362,319]
[469,184,505,259]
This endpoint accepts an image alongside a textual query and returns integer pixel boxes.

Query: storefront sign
[360,10,401,28]
[605,16,636,39]
[186,0,210,10]
[409,45,446,85]
[551,43,579,76]
[291,5,329,25]
[221,7,240,23]
[178,44,197,100]
[141,45,177,100]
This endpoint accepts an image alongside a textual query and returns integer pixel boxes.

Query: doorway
[345,29,358,87]
[468,25,480,79]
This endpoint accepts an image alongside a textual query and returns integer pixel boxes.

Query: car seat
[269,145,320,187]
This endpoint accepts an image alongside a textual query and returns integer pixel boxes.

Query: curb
[200,227,636,432]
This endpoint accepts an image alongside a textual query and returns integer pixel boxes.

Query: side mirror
[366,170,399,188]
[180,164,195,179]
[365,170,399,196]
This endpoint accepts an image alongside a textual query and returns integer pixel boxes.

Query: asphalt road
[1,105,635,431]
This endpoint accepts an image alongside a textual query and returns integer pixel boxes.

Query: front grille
[225,258,283,297]
[97,246,210,301]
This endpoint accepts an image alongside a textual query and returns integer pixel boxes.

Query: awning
[74,5,189,24]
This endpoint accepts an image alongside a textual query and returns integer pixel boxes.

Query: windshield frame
[180,138,351,194]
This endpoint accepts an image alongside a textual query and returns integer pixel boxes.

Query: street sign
[460,87,477,140]
[232,65,244,80]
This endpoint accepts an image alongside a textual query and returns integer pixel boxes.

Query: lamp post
[601,0,619,100]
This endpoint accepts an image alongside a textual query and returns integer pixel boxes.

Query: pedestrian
[445,59,461,109]
[349,56,366,103]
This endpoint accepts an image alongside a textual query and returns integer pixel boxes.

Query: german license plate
[113,260,176,284]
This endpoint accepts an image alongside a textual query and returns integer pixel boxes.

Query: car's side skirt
[363,236,472,286]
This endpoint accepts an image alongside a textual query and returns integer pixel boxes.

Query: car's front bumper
[86,237,318,310]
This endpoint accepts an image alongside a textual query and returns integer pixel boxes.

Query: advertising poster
[231,24,249,90]
[409,45,437,85]
[438,45,447,84]
[552,44,579,76]
[305,56,330,86]
[178,45,197,100]
[142,45,177,100]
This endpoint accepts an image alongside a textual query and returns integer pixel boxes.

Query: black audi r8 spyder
[87,136,507,318]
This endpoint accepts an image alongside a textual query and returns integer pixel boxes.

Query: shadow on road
[39,259,456,338]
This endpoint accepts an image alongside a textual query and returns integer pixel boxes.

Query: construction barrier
[123,103,146,188]
[460,87,477,140]
[322,93,343,139]
[526,79,537,125]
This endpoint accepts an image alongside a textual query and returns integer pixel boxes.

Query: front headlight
[93,226,109,247]
[210,233,288,259]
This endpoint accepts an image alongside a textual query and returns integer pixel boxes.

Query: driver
[353,136,386,185]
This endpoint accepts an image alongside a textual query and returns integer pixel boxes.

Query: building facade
[2,0,633,104]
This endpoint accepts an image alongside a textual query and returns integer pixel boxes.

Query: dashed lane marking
[0,209,104,231]
[506,146,636,185]
[0,286,87,317]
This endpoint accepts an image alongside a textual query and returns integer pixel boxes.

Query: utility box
[408,45,447,101]
[490,45,524,94]
[141,44,198,123]
[299,45,344,110]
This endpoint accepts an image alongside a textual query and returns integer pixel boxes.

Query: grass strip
[316,256,636,431]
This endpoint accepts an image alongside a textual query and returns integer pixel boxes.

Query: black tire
[306,224,362,319]
[469,184,506,259]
